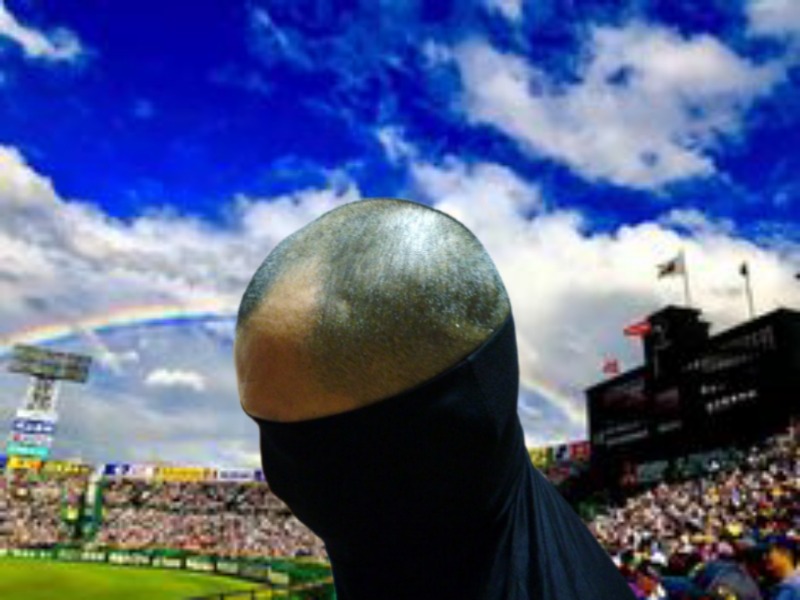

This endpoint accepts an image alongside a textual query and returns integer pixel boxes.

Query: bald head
[235,198,510,422]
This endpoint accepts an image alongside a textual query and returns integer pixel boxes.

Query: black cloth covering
[246,314,636,599]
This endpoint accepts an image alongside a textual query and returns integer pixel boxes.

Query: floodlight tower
[5,345,92,462]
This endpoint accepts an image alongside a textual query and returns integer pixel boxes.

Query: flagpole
[681,250,693,307]
[743,264,755,319]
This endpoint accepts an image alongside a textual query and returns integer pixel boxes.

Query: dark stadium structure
[586,305,800,490]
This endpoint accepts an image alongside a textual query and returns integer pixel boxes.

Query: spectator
[765,536,800,600]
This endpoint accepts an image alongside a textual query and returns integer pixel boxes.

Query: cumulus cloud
[412,157,544,225]
[0,144,359,330]
[0,146,59,205]
[0,0,83,62]
[145,368,207,392]
[409,152,800,442]
[0,144,359,463]
[484,0,524,23]
[451,23,783,190]
[2,142,799,458]
[747,0,800,39]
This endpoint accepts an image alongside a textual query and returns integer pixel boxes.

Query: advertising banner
[103,463,133,477]
[0,547,333,592]
[8,432,53,447]
[569,441,591,462]
[15,409,58,422]
[7,456,42,470]
[554,444,570,463]
[6,442,49,459]
[154,466,214,482]
[42,461,90,475]
[12,419,57,434]
[128,464,155,479]
[217,468,258,482]
[528,447,550,468]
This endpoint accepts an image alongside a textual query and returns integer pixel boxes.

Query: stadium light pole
[5,346,92,466]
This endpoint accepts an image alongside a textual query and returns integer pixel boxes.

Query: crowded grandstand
[1,423,797,598]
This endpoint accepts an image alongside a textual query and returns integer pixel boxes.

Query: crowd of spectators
[0,469,86,548]
[1,428,797,599]
[588,429,799,599]
[93,479,327,559]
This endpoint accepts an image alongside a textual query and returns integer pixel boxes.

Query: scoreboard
[5,344,92,461]
[9,345,92,382]
[588,367,650,449]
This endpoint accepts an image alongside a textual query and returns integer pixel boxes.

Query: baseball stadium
[4,1,800,598]
[1,303,798,599]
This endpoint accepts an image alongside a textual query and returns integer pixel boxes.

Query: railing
[187,577,335,599]
[187,589,273,600]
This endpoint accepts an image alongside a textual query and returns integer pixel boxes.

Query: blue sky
[1,0,799,465]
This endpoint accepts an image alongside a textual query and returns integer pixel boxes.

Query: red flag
[569,441,591,462]
[602,358,620,375]
[624,320,652,337]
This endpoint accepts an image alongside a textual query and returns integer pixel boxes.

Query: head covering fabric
[247,314,636,599]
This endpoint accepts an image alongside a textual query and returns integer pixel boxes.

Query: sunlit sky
[1,0,799,466]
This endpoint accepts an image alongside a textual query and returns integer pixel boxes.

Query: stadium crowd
[0,468,86,548]
[94,479,327,559]
[1,429,798,598]
[589,430,800,598]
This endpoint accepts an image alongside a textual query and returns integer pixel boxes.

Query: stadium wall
[0,546,332,591]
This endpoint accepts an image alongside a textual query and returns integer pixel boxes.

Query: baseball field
[0,557,272,600]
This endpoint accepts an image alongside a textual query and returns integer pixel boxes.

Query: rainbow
[519,373,586,442]
[0,299,237,356]
[0,303,582,444]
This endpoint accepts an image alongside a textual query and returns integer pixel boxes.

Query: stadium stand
[0,466,87,548]
[590,427,799,598]
[1,427,797,598]
[94,479,326,558]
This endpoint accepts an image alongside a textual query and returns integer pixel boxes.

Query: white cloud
[452,24,783,189]
[411,157,544,248]
[2,143,800,457]
[748,0,800,38]
[658,208,736,236]
[0,144,359,331]
[145,368,207,392]
[0,144,359,464]
[249,6,311,70]
[484,0,524,23]
[0,146,59,206]
[0,0,83,62]
[410,153,800,443]
[376,126,418,163]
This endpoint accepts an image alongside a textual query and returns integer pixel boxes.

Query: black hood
[246,314,635,599]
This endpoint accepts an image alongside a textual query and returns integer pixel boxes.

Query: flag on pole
[657,252,685,278]
[741,261,755,318]
[624,319,652,337]
[602,358,620,375]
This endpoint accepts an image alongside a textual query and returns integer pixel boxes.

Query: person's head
[235,198,511,422]
[635,562,660,594]
[764,536,797,579]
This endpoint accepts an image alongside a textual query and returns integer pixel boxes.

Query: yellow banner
[154,466,213,482]
[528,447,550,467]
[42,460,90,475]
[7,456,42,470]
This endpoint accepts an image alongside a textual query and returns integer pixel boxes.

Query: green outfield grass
[0,558,266,600]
